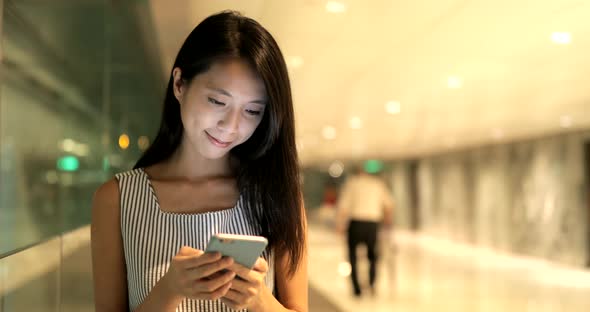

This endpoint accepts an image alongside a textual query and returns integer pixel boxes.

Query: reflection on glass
[0,0,162,255]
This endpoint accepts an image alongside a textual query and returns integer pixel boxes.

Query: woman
[91,11,307,312]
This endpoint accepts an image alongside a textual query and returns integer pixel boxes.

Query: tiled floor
[307,222,590,312]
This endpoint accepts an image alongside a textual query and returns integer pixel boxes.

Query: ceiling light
[329,161,344,178]
[60,138,76,152]
[551,32,572,45]
[349,117,362,129]
[287,56,304,69]
[59,139,89,157]
[385,101,401,114]
[119,134,130,150]
[138,136,150,151]
[447,76,463,89]
[560,115,572,128]
[326,1,347,13]
[322,126,337,140]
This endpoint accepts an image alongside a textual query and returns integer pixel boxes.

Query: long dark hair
[134,11,304,276]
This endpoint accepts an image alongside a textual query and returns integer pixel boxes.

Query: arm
[270,198,309,312]
[271,204,309,312]
[91,179,130,311]
[381,184,395,228]
[270,241,309,312]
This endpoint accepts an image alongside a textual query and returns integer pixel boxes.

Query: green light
[364,160,383,174]
[102,156,110,171]
[57,156,79,172]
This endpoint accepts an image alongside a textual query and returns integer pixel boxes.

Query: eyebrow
[207,86,267,105]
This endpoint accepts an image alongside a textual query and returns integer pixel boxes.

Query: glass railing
[0,226,93,312]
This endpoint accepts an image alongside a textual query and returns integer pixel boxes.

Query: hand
[221,257,268,310]
[382,207,393,228]
[162,246,236,301]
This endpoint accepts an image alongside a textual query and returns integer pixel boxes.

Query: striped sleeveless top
[115,168,274,311]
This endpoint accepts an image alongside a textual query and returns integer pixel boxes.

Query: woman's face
[173,58,267,160]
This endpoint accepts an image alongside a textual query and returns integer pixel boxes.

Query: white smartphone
[205,233,268,268]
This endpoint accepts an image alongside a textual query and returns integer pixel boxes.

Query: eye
[208,97,225,105]
[246,109,262,116]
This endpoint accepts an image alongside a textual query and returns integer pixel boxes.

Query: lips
[205,131,232,148]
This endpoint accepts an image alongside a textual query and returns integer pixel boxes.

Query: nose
[217,107,240,134]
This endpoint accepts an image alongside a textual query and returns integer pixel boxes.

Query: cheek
[180,102,210,130]
[179,107,194,132]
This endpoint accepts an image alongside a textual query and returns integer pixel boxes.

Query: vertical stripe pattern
[116,168,275,312]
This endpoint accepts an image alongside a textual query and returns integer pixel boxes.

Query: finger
[228,263,252,280]
[195,270,236,294]
[226,276,252,293]
[178,246,203,256]
[191,257,234,278]
[221,296,246,311]
[207,269,231,280]
[223,288,248,305]
[180,252,223,269]
[229,263,264,282]
[252,257,268,273]
[194,281,232,301]
[171,252,206,271]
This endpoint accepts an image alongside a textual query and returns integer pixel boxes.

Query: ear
[172,67,185,103]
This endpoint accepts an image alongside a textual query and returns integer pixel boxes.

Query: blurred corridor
[307,220,590,312]
[2,0,590,311]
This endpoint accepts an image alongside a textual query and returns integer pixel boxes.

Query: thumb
[253,257,269,273]
[179,246,203,256]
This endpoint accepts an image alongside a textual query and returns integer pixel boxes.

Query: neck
[159,140,232,180]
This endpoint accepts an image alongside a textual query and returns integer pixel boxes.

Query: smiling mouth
[205,131,232,148]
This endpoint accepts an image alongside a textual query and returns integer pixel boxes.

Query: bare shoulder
[93,178,120,207]
[92,178,121,222]
[91,178,122,236]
